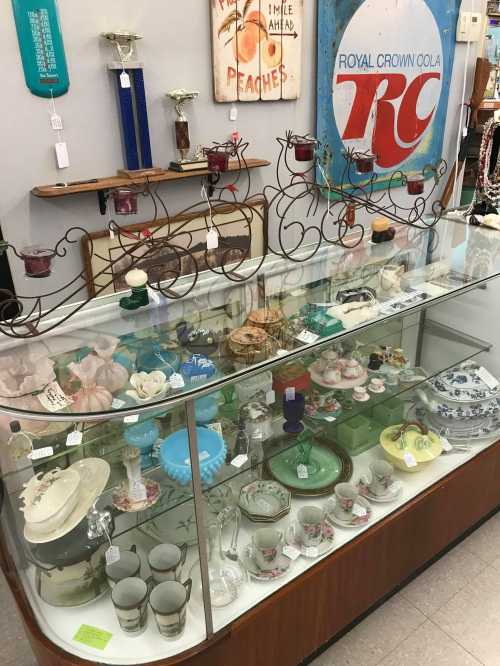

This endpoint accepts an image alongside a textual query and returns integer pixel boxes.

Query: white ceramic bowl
[20,468,80,535]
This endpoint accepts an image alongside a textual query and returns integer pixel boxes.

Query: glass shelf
[1,220,500,421]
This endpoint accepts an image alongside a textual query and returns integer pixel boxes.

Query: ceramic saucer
[368,384,386,394]
[285,521,335,558]
[352,391,370,402]
[241,544,291,581]
[24,459,110,544]
[325,496,372,529]
[112,478,161,513]
[357,480,403,504]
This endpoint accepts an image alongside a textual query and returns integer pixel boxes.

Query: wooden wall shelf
[31,159,271,199]
[479,99,500,111]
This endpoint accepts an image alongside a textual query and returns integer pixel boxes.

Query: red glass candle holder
[20,246,55,278]
[406,174,424,195]
[113,188,138,215]
[206,149,229,173]
[292,138,316,162]
[355,153,375,174]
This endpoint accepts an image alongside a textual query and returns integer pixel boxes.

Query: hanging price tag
[231,454,248,468]
[169,373,185,389]
[206,228,219,250]
[296,330,320,345]
[129,481,147,502]
[66,430,83,447]
[352,503,367,518]
[441,437,453,452]
[297,464,309,479]
[207,422,223,437]
[105,546,121,566]
[123,414,139,424]
[324,416,337,422]
[403,452,418,468]
[476,366,499,390]
[50,113,63,130]
[28,447,54,460]
[304,546,319,558]
[120,71,131,88]
[285,386,296,401]
[283,545,301,561]
[38,382,73,412]
[266,389,276,405]
[112,398,126,409]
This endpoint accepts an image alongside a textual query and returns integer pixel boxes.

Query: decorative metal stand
[0,131,446,339]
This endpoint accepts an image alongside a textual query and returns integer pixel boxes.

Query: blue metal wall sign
[12,0,69,98]
[317,0,460,189]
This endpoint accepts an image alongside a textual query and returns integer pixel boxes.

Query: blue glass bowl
[159,427,226,486]
[136,344,180,377]
[194,393,220,424]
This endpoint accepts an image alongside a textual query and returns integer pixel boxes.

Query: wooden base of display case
[2,440,500,666]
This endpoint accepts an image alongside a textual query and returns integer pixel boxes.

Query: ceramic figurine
[68,356,113,413]
[93,335,129,393]
[127,371,170,402]
[379,264,405,297]
[371,217,395,244]
[112,446,160,512]
[180,354,216,385]
[119,269,150,310]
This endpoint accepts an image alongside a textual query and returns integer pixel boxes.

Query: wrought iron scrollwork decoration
[0,129,446,339]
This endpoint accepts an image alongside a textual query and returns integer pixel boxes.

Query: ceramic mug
[111,577,149,635]
[252,527,283,572]
[369,460,394,497]
[297,506,324,548]
[342,360,363,380]
[148,543,187,585]
[150,579,192,640]
[333,483,358,521]
[105,545,141,589]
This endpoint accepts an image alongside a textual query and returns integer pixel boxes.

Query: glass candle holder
[354,153,375,174]
[292,138,316,162]
[20,246,55,278]
[206,149,229,173]
[113,188,138,215]
[406,173,424,195]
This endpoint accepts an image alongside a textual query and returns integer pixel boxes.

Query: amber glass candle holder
[113,188,138,215]
[406,173,425,195]
[20,246,55,278]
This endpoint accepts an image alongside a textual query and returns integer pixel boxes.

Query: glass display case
[1,219,500,665]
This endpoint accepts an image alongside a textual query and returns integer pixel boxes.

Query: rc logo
[332,0,443,169]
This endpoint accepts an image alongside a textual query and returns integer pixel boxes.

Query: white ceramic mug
[148,543,187,585]
[111,577,148,635]
[297,506,324,548]
[252,527,283,572]
[333,483,358,521]
[342,360,362,379]
[105,546,141,589]
[150,579,192,640]
[369,460,394,496]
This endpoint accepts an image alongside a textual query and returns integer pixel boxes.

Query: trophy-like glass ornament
[102,30,160,175]
[167,89,207,172]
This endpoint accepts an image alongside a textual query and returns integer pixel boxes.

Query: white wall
[0,0,486,301]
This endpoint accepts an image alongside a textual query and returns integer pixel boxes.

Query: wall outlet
[456,11,482,42]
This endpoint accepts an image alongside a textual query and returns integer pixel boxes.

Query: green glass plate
[266,437,352,496]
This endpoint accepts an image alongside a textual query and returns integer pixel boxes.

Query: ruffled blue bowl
[159,427,226,486]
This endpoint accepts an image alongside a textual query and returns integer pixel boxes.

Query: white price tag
[324,416,337,422]
[184,450,211,465]
[276,349,288,357]
[476,366,499,390]
[169,373,185,389]
[28,447,54,460]
[38,382,73,413]
[147,287,161,306]
[231,454,248,468]
[266,389,276,405]
[105,546,121,566]
[305,546,319,558]
[285,386,296,401]
[112,398,126,409]
[390,480,403,493]
[123,414,139,424]
[462,126,468,138]
[129,481,147,502]
[206,229,219,250]
[352,503,367,518]
[283,545,301,561]
[66,430,83,447]
[50,113,63,130]
[291,289,305,297]
[297,464,309,479]
[403,452,418,468]
[296,329,320,345]
[120,71,131,88]
[441,437,453,452]
[207,422,222,437]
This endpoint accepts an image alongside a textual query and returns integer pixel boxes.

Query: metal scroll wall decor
[0,132,446,339]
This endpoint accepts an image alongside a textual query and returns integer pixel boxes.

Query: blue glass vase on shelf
[283,392,305,434]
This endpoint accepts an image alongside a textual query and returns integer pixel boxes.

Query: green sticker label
[73,625,112,651]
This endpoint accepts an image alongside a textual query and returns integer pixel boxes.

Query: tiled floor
[2,514,500,666]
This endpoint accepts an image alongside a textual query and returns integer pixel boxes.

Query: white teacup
[297,506,325,548]
[333,483,358,521]
[342,359,363,379]
[252,527,283,572]
[369,460,394,496]
[323,368,341,384]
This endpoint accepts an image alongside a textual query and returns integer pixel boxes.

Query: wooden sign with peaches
[211,0,303,102]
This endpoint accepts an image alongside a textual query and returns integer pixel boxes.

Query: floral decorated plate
[112,478,161,513]
[239,480,291,522]
[428,362,500,404]
[357,479,403,504]
[241,544,291,581]
[324,496,372,528]
[285,520,335,558]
